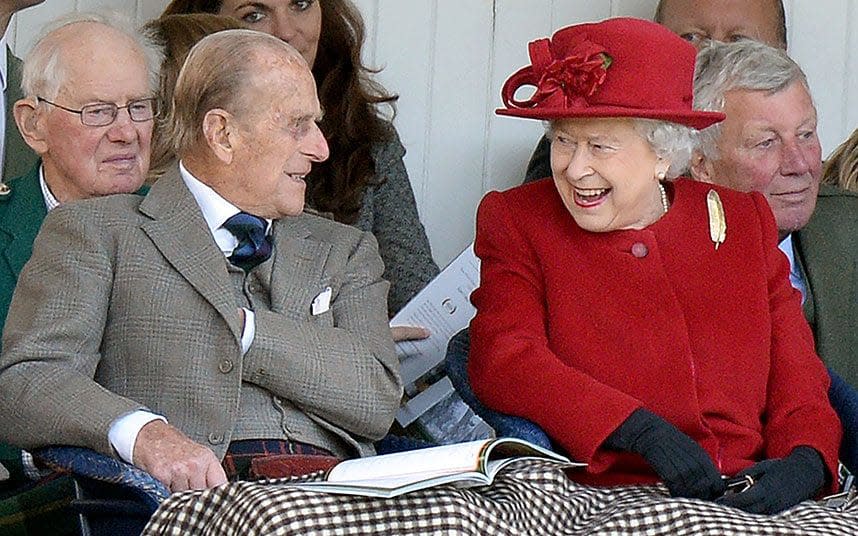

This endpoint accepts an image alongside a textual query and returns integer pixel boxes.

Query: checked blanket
[142,460,858,535]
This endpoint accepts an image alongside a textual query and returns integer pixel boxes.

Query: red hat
[497,18,724,130]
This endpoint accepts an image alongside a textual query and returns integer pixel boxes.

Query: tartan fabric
[222,439,334,481]
[142,460,858,535]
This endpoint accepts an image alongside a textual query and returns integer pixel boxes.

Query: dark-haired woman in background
[162,0,438,323]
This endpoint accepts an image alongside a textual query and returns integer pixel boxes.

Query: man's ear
[202,109,235,164]
[689,150,714,183]
[13,98,49,155]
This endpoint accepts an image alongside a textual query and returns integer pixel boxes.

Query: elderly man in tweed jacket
[0,29,402,493]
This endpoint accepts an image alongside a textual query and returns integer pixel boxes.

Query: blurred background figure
[0,0,44,186]
[143,13,242,182]
[822,128,858,192]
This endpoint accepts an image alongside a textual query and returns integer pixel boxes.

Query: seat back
[444,328,553,449]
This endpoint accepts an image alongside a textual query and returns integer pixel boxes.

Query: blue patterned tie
[223,212,272,271]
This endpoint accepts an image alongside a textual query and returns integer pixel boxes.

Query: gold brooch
[707,189,726,250]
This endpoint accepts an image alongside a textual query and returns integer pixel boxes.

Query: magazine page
[390,244,493,443]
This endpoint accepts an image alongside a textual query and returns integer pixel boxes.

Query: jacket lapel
[0,163,47,279]
[269,214,332,315]
[139,165,242,341]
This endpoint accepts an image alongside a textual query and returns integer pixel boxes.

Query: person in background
[0,28,401,493]
[0,11,160,534]
[689,40,858,390]
[0,0,43,187]
[471,18,841,516]
[144,13,243,182]
[821,128,858,192]
[654,0,786,49]
[162,0,438,328]
[524,0,786,183]
[689,40,858,473]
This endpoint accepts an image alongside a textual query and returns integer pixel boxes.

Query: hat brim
[496,106,725,130]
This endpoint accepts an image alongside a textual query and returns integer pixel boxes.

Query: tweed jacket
[0,165,402,460]
[2,49,37,183]
[795,185,858,387]
[469,178,841,489]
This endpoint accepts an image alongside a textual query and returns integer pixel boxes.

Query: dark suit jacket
[795,185,858,387]
[0,165,402,460]
[3,49,37,182]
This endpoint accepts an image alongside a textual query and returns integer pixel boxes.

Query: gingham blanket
[142,460,858,535]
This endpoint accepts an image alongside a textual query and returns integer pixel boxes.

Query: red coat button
[631,242,648,258]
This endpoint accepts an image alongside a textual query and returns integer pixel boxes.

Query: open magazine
[389,245,493,443]
[288,438,583,498]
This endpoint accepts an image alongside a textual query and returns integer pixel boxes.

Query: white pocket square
[311,286,332,315]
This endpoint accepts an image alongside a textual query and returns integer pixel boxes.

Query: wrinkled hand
[391,325,430,342]
[717,446,825,514]
[604,408,725,500]
[133,420,227,493]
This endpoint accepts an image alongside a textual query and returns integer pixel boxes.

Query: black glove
[604,408,726,500]
[716,446,826,514]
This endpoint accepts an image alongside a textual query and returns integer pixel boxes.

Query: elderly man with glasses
[0,12,160,534]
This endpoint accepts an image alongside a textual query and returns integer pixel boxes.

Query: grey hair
[170,29,306,157]
[545,118,696,179]
[21,11,163,100]
[633,119,696,178]
[693,40,808,160]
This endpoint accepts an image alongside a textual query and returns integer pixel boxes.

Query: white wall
[10,0,858,266]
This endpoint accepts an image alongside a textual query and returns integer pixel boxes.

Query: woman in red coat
[469,18,842,515]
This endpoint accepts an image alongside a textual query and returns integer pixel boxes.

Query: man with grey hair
[0,28,401,494]
[0,11,161,534]
[523,0,787,183]
[689,40,858,391]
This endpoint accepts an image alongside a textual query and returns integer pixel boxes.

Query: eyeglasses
[37,97,158,127]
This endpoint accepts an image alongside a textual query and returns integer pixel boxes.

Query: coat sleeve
[0,204,143,456]
[751,193,842,491]
[241,230,403,441]
[366,131,439,316]
[469,191,641,470]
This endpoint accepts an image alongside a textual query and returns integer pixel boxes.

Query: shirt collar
[38,165,60,212]
[178,161,272,254]
[777,233,797,273]
[178,160,243,235]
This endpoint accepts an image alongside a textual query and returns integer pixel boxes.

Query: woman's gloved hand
[604,408,726,500]
[716,446,826,514]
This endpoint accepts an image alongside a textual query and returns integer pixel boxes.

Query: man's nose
[780,140,813,176]
[303,122,329,162]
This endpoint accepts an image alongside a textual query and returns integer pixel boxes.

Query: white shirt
[38,166,59,211]
[108,162,269,464]
[778,233,807,304]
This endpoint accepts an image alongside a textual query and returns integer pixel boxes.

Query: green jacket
[796,185,858,387]
[0,163,75,536]
[3,48,38,183]
[0,164,46,485]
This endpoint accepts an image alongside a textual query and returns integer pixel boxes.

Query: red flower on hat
[530,41,612,107]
